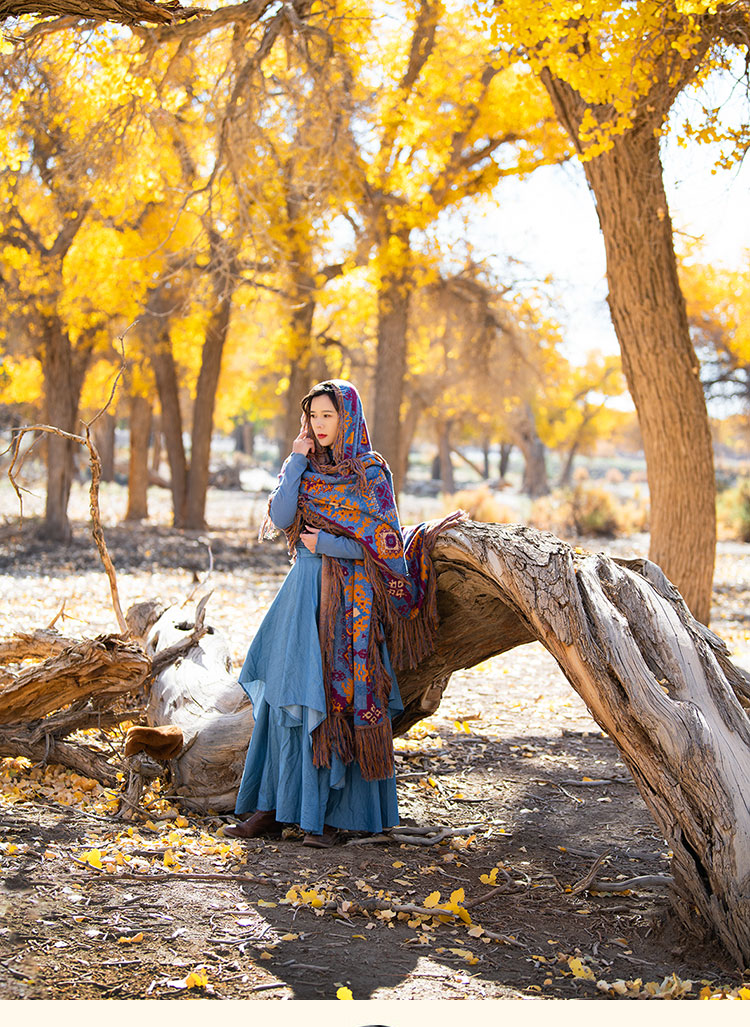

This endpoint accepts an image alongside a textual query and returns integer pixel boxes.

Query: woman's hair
[300,381,340,420]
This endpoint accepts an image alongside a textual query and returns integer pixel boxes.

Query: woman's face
[309,394,340,448]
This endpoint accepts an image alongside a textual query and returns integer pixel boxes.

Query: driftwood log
[394,522,750,966]
[133,601,255,813]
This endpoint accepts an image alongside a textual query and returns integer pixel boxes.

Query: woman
[225,380,462,847]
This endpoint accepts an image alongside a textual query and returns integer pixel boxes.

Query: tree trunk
[150,416,163,474]
[541,72,716,623]
[398,394,425,490]
[372,235,411,494]
[125,393,152,522]
[558,439,579,488]
[394,521,750,964]
[280,266,318,457]
[499,442,512,479]
[233,421,255,455]
[510,402,549,498]
[92,411,116,483]
[183,286,234,529]
[4,520,749,961]
[150,337,187,526]
[40,319,88,540]
[482,436,490,479]
[437,419,455,494]
[143,287,189,526]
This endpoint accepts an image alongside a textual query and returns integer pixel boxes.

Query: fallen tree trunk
[394,522,750,965]
[132,603,254,813]
[0,634,151,724]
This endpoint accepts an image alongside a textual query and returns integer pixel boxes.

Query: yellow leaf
[352,935,366,940]
[392,861,405,868]
[185,971,209,989]
[116,932,144,945]
[79,849,103,870]
[568,957,595,980]
[281,933,299,942]
[738,987,750,999]
[336,986,353,1000]
[449,947,479,965]
[480,868,499,886]
[423,891,442,908]
[257,899,277,908]
[260,951,273,960]
[7,844,18,855]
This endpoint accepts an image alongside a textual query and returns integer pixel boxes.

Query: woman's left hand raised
[300,528,320,553]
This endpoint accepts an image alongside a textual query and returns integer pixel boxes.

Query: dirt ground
[1,481,750,1001]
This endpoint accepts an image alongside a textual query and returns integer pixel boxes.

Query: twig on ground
[590,874,674,892]
[570,852,611,896]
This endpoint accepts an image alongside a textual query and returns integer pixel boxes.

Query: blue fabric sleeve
[315,530,364,560]
[269,452,308,529]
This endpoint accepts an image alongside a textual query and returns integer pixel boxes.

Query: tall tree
[487,0,750,622]
[336,0,569,489]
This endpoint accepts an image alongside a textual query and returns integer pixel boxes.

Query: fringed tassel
[312,712,355,769]
[355,719,395,781]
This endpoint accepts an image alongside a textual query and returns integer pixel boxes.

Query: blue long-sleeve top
[269,452,364,560]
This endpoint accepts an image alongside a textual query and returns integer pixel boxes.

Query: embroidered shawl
[261,380,464,781]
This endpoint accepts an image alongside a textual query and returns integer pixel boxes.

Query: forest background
[1,0,750,618]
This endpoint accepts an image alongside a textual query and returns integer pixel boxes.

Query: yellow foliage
[0,355,43,408]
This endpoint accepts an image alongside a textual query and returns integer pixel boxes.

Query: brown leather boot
[302,824,340,848]
[223,810,283,838]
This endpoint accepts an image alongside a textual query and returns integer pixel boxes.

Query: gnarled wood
[136,604,254,813]
[397,521,750,965]
[0,629,70,665]
[0,635,151,724]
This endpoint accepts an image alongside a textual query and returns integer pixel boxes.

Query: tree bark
[280,265,318,457]
[125,393,153,522]
[541,72,716,623]
[183,282,234,529]
[149,334,187,526]
[372,234,411,494]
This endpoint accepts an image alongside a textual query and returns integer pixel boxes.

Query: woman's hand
[291,426,314,456]
[300,527,320,553]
